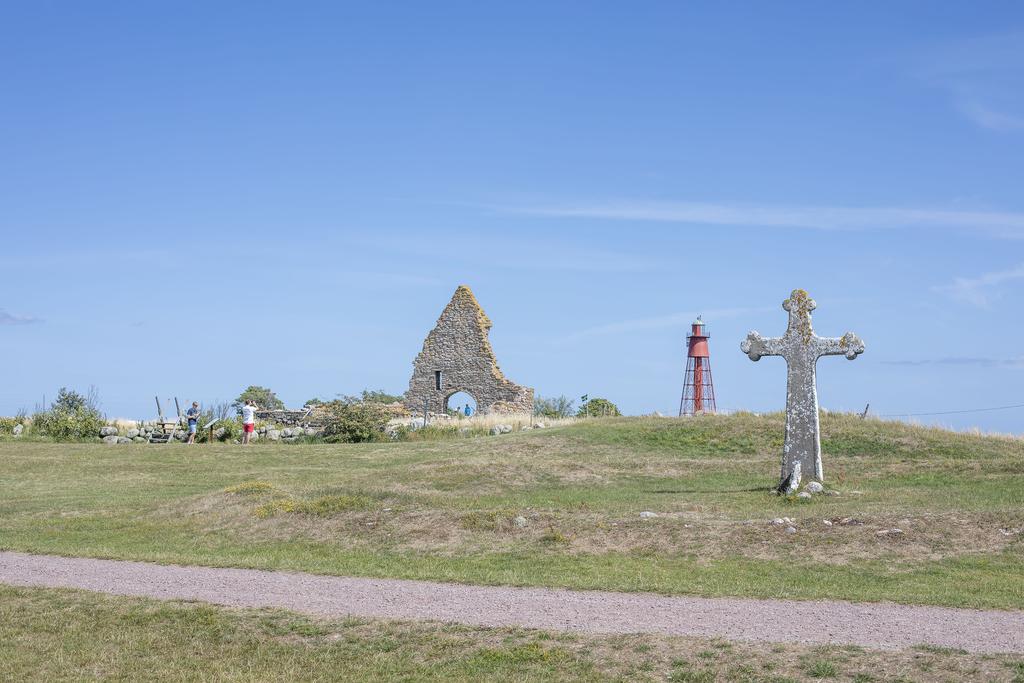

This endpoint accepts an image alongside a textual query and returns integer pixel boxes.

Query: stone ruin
[404,285,534,416]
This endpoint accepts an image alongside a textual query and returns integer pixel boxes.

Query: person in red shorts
[241,400,258,445]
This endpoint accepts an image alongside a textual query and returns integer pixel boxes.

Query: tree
[534,395,576,418]
[360,389,404,404]
[577,397,621,418]
[233,386,285,412]
[52,386,101,413]
[335,389,404,405]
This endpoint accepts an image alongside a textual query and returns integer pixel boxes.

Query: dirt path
[2,551,1022,654]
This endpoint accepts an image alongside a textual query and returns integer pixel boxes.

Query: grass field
[1,414,1022,609]
[3,585,1023,682]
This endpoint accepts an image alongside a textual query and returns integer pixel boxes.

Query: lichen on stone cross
[740,289,865,494]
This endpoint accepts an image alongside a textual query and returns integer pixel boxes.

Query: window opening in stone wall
[434,370,443,390]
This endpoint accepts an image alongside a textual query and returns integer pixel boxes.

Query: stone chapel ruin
[404,285,534,416]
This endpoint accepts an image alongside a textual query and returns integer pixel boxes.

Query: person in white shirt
[241,400,258,445]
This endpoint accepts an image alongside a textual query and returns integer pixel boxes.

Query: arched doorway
[445,391,477,418]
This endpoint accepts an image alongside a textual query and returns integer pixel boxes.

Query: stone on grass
[117,436,131,444]
[281,428,293,438]
[512,516,528,528]
[805,481,824,494]
[639,511,658,519]
[304,427,316,436]
[771,518,786,526]
[132,436,145,443]
[100,426,118,437]
[102,435,119,444]
[490,426,502,436]
[500,424,513,434]
[126,428,140,439]
[797,491,812,500]
[822,519,833,526]
[785,526,797,534]
[266,429,280,441]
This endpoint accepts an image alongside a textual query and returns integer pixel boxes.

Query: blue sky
[2,2,1023,432]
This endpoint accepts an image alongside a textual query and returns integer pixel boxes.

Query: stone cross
[741,289,865,494]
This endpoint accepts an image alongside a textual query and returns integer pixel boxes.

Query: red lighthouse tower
[679,316,717,416]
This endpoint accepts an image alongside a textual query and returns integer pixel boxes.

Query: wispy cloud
[506,200,1024,239]
[932,262,1024,308]
[559,306,771,343]
[915,31,1024,133]
[0,309,42,325]
[956,101,1024,132]
[884,356,1024,368]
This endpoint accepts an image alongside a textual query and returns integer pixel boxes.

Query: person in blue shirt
[463,404,472,417]
[185,401,201,444]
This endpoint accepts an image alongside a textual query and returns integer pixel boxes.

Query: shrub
[233,386,285,412]
[534,395,576,418]
[577,397,621,418]
[320,401,390,443]
[32,387,105,440]
[197,403,242,442]
[0,415,22,434]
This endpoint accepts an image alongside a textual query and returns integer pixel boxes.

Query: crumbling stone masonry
[404,285,534,415]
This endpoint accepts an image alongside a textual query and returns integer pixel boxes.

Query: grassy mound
[1,414,1021,608]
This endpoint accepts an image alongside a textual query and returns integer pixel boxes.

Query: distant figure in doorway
[464,404,472,417]
[241,400,258,445]
[185,401,201,444]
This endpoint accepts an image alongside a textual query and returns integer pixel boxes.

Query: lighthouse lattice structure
[679,316,717,416]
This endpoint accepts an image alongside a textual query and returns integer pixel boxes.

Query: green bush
[32,387,105,440]
[0,415,23,434]
[577,397,621,418]
[534,395,576,418]
[321,401,390,443]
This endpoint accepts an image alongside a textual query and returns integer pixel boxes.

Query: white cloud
[932,262,1024,308]
[506,200,1024,239]
[0,309,41,325]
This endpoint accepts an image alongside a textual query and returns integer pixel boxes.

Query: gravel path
[2,551,1022,654]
